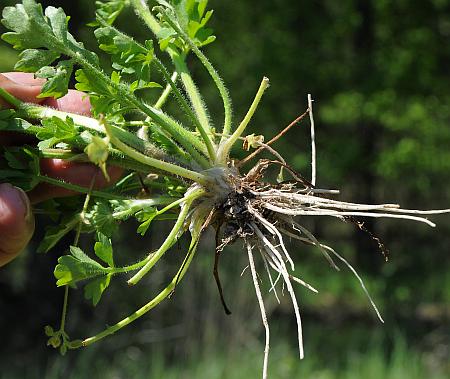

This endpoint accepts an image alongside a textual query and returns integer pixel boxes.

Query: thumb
[0,183,35,267]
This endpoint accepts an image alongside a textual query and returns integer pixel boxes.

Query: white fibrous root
[203,159,450,375]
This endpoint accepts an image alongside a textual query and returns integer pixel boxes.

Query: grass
[2,335,448,379]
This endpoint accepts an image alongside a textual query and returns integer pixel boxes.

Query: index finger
[0,72,45,106]
[2,72,45,87]
[0,73,92,146]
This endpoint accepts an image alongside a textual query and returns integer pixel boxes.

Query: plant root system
[199,157,450,379]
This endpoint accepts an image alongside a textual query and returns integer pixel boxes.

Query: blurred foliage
[1,336,448,379]
[0,0,449,377]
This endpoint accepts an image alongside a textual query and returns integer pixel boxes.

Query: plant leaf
[136,207,158,235]
[90,0,128,26]
[1,0,99,98]
[94,24,156,83]
[94,232,114,267]
[36,115,78,150]
[0,147,40,191]
[36,60,74,99]
[54,246,107,286]
[84,200,118,237]
[14,49,60,72]
[84,274,111,306]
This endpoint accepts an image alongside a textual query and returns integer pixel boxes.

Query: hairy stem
[39,25,210,167]
[217,77,270,164]
[81,235,199,347]
[129,2,216,160]
[173,55,216,157]
[162,12,233,142]
[130,0,161,35]
[154,72,178,109]
[127,188,205,285]
[37,175,127,200]
[155,55,216,160]
[103,119,210,185]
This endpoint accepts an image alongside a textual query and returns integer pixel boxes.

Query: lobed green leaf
[37,214,80,253]
[1,0,99,98]
[94,232,114,267]
[155,0,215,52]
[36,60,74,99]
[94,23,163,92]
[54,246,107,286]
[90,0,128,26]
[84,200,118,238]
[14,49,60,72]
[36,115,78,150]
[84,274,111,306]
[136,207,158,235]
[0,147,40,191]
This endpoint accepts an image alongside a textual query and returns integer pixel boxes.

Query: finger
[28,159,123,204]
[0,183,35,267]
[1,74,91,146]
[42,89,91,115]
[1,72,45,86]
[0,73,44,146]
[0,73,45,107]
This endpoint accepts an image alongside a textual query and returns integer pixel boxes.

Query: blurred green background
[0,0,449,378]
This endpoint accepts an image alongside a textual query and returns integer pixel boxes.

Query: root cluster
[200,158,450,379]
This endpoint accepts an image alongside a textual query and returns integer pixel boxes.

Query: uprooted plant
[1,0,449,377]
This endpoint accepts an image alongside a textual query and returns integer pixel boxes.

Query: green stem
[104,119,210,185]
[81,235,199,347]
[74,181,94,245]
[107,190,190,275]
[2,93,204,178]
[111,197,176,219]
[59,183,93,346]
[127,189,203,285]
[16,102,176,165]
[45,36,210,167]
[39,148,170,175]
[162,12,233,142]
[173,56,216,153]
[129,0,216,159]
[130,0,161,35]
[0,90,102,136]
[37,175,128,200]
[155,56,216,160]
[18,103,105,132]
[0,87,22,108]
[59,286,69,332]
[108,124,169,161]
[108,257,152,275]
[217,77,270,164]
[119,121,146,127]
[154,195,188,215]
[114,176,185,194]
[40,149,88,161]
[154,71,178,110]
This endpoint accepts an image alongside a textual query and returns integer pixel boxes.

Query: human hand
[0,72,122,267]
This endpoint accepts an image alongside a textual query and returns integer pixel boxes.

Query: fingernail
[13,185,33,222]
